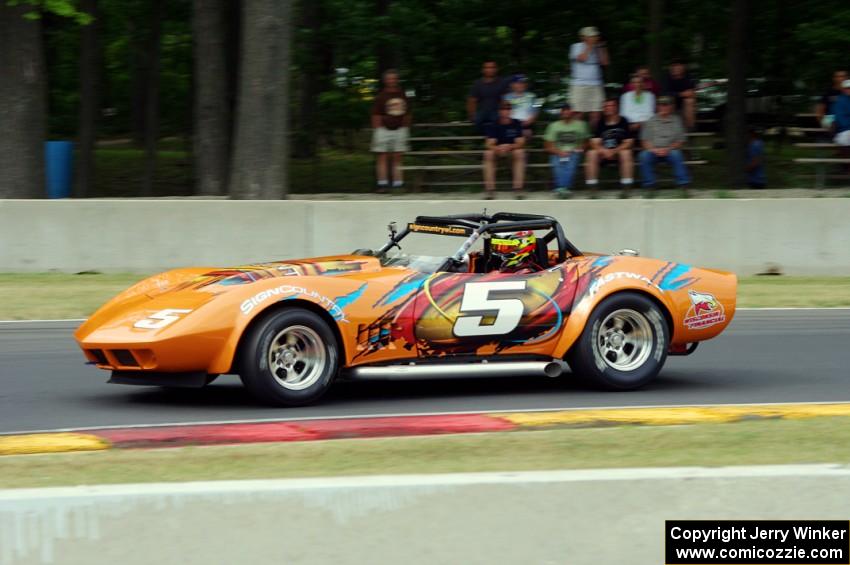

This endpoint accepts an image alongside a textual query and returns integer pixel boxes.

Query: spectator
[586,99,634,195]
[468,61,509,134]
[639,96,690,190]
[620,75,656,132]
[746,127,766,189]
[817,70,849,130]
[833,79,850,154]
[483,102,526,199]
[504,74,538,139]
[623,65,661,95]
[569,26,609,129]
[544,104,590,198]
[371,69,411,192]
[664,59,696,129]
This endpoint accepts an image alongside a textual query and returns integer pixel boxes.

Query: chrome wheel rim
[267,325,327,390]
[595,309,653,372]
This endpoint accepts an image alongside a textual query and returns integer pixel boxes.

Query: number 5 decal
[453,281,527,337]
[134,308,193,330]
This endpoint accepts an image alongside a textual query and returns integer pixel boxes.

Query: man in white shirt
[620,75,656,132]
[569,26,609,129]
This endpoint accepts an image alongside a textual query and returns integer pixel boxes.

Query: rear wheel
[566,292,669,390]
[239,308,339,406]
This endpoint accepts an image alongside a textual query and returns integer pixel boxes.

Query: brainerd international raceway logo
[684,290,726,329]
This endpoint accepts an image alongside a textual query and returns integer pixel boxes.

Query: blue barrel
[45,141,74,199]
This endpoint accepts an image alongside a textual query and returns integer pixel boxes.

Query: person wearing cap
[569,26,609,130]
[482,102,527,199]
[503,74,538,140]
[468,61,510,134]
[639,96,690,190]
[544,104,590,198]
[833,79,850,158]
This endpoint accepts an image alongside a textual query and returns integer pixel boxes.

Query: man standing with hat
[639,95,690,192]
[569,26,609,129]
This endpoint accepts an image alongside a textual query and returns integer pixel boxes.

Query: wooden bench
[402,160,709,190]
[792,143,838,149]
[792,157,850,188]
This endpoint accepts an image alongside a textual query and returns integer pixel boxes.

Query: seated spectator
[833,79,850,146]
[543,104,590,198]
[623,65,661,95]
[639,96,690,190]
[620,75,656,132]
[586,99,634,195]
[746,128,766,189]
[468,61,509,134]
[816,69,848,130]
[663,59,696,129]
[504,74,538,139]
[483,102,526,199]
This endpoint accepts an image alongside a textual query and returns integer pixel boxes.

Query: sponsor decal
[240,285,353,321]
[589,271,660,296]
[407,223,472,237]
[684,290,726,330]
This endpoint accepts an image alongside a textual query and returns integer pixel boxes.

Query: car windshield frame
[367,212,580,273]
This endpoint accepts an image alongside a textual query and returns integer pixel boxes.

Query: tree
[193,0,229,196]
[141,0,164,196]
[724,0,748,187]
[229,0,293,199]
[0,2,47,198]
[76,0,100,198]
[293,0,331,159]
[648,0,664,79]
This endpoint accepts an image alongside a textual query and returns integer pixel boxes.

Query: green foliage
[7,0,93,23]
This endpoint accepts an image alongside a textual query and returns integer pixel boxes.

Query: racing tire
[239,308,340,406]
[566,292,669,390]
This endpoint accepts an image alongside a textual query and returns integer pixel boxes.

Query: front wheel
[566,292,669,390]
[239,308,340,406]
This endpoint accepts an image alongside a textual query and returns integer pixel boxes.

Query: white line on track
[4,400,850,437]
[2,464,850,499]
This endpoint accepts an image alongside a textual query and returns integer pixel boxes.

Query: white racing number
[133,308,193,330]
[452,281,527,337]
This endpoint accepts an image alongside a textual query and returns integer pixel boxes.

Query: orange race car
[75,212,737,406]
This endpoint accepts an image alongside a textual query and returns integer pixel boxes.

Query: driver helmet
[491,230,537,271]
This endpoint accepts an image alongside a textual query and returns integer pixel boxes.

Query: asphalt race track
[0,310,848,434]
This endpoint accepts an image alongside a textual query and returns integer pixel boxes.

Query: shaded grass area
[88,137,850,196]
[2,417,850,489]
[0,274,848,320]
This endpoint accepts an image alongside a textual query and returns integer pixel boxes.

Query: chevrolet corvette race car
[75,212,737,406]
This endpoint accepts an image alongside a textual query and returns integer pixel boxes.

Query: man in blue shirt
[833,79,850,148]
[746,128,766,189]
[483,102,526,199]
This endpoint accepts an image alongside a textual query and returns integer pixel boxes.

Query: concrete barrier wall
[2,466,849,565]
[2,198,849,274]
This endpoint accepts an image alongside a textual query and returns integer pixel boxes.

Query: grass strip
[1,417,849,489]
